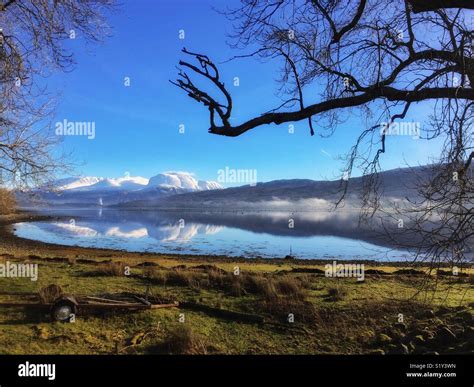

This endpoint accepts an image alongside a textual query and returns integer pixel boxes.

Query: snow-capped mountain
[52,176,149,192]
[144,172,221,191]
[20,172,222,207]
[147,172,199,190]
[118,166,432,211]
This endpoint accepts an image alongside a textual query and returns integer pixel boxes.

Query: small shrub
[164,325,205,354]
[275,276,305,300]
[38,284,63,304]
[256,279,278,302]
[207,269,228,289]
[97,262,127,276]
[243,274,270,294]
[275,276,301,296]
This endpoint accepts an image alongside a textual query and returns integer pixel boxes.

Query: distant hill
[117,166,431,211]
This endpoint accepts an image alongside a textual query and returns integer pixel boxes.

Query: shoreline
[1,211,471,269]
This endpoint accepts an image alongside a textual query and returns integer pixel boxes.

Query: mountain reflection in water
[14,209,412,261]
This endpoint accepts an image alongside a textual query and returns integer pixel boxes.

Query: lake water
[13,209,413,261]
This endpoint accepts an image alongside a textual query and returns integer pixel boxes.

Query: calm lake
[14,208,412,261]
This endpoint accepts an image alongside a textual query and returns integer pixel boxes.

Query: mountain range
[17,166,431,210]
[18,172,223,207]
[115,166,428,211]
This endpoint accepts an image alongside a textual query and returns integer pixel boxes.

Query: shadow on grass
[0,307,50,324]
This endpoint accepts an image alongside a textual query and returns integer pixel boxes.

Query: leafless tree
[173,0,473,268]
[0,186,15,213]
[0,0,115,189]
[381,101,473,270]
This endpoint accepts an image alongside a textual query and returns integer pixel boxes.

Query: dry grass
[142,267,309,301]
[97,262,127,277]
[38,284,63,304]
[327,286,348,302]
[241,273,271,294]
[274,276,306,299]
[143,266,167,284]
[164,325,206,354]
[167,270,205,289]
[228,277,245,297]
[0,253,472,355]
[207,268,228,287]
[0,188,15,215]
[146,268,205,290]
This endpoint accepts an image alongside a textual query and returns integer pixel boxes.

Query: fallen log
[82,296,132,305]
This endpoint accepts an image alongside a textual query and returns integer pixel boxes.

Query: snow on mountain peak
[198,180,223,190]
[55,176,102,191]
[90,176,149,191]
[53,175,148,192]
[147,172,222,191]
[52,172,221,193]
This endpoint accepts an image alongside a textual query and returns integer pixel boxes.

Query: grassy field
[0,213,473,355]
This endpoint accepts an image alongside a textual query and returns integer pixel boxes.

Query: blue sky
[46,0,443,184]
